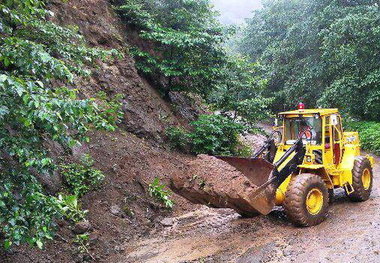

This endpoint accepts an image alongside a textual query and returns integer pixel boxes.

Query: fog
[211,0,262,24]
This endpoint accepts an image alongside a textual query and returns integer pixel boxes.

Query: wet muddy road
[115,155,380,263]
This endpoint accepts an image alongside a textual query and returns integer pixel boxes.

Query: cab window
[284,117,322,145]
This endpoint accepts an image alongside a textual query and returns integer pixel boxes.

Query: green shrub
[55,194,87,223]
[189,115,245,155]
[345,121,380,155]
[167,115,245,156]
[165,126,191,152]
[74,233,94,260]
[60,154,105,197]
[148,177,174,209]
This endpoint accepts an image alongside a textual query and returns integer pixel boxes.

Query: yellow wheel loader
[215,105,374,226]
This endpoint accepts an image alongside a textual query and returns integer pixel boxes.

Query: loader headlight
[306,156,312,163]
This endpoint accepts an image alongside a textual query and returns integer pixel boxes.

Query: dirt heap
[171,155,276,217]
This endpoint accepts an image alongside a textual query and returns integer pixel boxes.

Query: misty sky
[211,0,262,24]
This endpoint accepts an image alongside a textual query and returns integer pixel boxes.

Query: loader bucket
[216,156,277,215]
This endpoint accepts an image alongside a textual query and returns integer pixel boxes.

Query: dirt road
[112,154,380,263]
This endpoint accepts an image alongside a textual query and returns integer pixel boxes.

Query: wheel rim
[306,188,324,215]
[362,168,371,190]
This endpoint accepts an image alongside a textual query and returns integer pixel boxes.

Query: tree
[208,55,272,124]
[240,0,380,120]
[115,0,228,98]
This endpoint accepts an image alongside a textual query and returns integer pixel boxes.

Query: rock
[114,245,124,252]
[160,218,176,227]
[73,221,92,234]
[110,205,123,217]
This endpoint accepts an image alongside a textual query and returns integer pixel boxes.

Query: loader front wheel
[284,174,329,227]
[346,156,373,202]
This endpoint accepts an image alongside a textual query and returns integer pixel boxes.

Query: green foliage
[165,126,191,152]
[115,0,229,97]
[0,172,59,249]
[208,55,272,125]
[95,91,124,127]
[240,0,380,120]
[148,177,174,208]
[115,0,270,122]
[74,233,90,253]
[166,115,245,156]
[74,233,94,260]
[189,115,245,155]
[55,194,87,223]
[235,144,253,158]
[345,121,380,155]
[0,0,119,248]
[60,154,105,197]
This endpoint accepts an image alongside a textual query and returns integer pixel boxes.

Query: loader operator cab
[276,105,344,168]
[283,117,322,146]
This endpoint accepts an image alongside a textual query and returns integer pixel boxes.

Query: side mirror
[331,114,338,126]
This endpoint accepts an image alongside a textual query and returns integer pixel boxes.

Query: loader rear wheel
[284,174,329,227]
[346,157,373,202]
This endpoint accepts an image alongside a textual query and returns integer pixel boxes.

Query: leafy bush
[60,154,105,197]
[345,121,380,155]
[166,115,245,156]
[189,115,245,155]
[74,233,94,260]
[148,177,174,209]
[0,172,60,249]
[95,91,124,127]
[115,0,271,122]
[165,126,191,152]
[55,194,87,224]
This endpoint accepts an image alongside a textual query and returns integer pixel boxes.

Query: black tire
[328,189,334,203]
[346,156,373,202]
[284,174,329,227]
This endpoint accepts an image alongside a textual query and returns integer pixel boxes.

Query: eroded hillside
[0,0,200,262]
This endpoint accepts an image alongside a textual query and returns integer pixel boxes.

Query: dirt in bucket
[171,154,275,217]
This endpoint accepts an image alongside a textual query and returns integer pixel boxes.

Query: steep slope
[50,0,184,141]
[0,0,197,262]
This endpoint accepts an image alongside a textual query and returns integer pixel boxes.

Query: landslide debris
[171,155,274,217]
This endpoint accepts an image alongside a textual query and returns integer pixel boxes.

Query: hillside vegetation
[240,0,380,120]
[1,0,380,261]
[0,0,122,249]
[114,0,271,123]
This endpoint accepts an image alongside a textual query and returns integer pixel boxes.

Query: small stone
[110,205,123,217]
[114,245,124,252]
[160,218,176,227]
[73,221,92,234]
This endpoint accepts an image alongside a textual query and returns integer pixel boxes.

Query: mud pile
[171,155,275,217]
